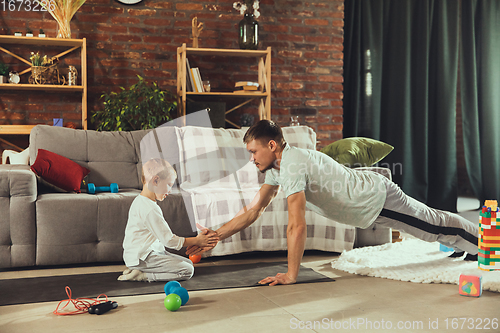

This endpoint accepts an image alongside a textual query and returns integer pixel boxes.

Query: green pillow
[320,137,394,167]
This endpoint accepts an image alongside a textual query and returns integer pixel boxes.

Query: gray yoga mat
[0,262,334,306]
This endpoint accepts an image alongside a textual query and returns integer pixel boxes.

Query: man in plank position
[187,120,478,286]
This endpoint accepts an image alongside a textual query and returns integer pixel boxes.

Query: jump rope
[53,286,117,316]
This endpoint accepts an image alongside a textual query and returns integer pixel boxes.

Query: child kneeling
[118,158,218,282]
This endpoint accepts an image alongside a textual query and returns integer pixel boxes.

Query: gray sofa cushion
[35,188,193,266]
[35,189,138,266]
[0,165,37,268]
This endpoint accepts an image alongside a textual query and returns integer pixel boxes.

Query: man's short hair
[243,119,285,147]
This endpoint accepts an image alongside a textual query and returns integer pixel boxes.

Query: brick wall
[0,0,344,155]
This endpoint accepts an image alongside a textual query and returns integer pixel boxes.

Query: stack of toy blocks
[479,200,500,271]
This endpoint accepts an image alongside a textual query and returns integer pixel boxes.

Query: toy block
[479,201,500,271]
[53,118,63,127]
[480,262,500,271]
[484,200,497,211]
[459,274,482,297]
[439,244,454,252]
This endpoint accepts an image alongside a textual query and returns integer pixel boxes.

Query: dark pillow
[30,149,90,193]
[320,137,394,167]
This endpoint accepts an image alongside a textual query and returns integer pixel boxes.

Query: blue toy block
[53,118,63,127]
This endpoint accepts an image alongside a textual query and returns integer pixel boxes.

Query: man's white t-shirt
[122,195,185,267]
[264,144,387,229]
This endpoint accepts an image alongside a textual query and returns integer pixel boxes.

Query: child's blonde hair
[141,158,177,185]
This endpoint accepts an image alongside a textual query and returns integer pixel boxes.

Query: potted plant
[14,31,22,36]
[92,75,178,131]
[0,62,9,84]
[38,29,46,38]
[26,28,33,37]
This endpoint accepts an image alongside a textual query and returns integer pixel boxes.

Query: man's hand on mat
[258,272,296,286]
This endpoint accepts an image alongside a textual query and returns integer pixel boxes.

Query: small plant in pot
[0,62,9,84]
[92,75,178,131]
[26,28,33,37]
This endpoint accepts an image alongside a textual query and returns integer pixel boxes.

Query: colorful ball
[172,286,189,306]
[189,254,202,264]
[164,294,182,311]
[164,281,181,296]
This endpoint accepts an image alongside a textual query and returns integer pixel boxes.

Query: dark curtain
[460,0,500,204]
[344,0,460,211]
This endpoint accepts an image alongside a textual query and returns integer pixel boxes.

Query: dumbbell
[87,183,119,194]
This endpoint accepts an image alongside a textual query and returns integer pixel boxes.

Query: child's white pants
[128,250,194,282]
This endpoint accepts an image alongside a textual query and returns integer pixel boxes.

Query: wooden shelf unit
[0,35,87,141]
[177,43,271,128]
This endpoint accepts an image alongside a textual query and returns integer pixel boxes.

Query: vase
[57,22,71,39]
[238,13,259,50]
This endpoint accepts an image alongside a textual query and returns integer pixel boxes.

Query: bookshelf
[0,35,87,149]
[176,43,271,128]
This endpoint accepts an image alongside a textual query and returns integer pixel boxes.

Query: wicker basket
[29,63,66,85]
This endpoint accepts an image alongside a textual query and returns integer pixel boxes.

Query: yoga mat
[0,262,333,306]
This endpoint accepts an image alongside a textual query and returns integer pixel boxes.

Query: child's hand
[195,229,219,248]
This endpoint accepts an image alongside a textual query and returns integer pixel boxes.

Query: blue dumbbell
[87,183,119,194]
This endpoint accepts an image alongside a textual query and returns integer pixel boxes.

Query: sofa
[0,123,391,269]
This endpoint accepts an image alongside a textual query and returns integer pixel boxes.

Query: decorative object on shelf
[9,72,20,84]
[38,29,46,38]
[0,61,9,84]
[234,0,260,50]
[202,80,210,92]
[26,28,34,37]
[35,0,87,38]
[290,116,300,126]
[29,52,66,85]
[234,81,259,92]
[191,17,203,48]
[116,0,143,4]
[14,32,22,37]
[68,65,77,85]
[240,114,254,127]
[93,75,177,131]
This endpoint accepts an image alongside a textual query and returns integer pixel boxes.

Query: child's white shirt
[122,194,185,267]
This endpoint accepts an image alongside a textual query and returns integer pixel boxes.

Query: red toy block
[459,274,482,297]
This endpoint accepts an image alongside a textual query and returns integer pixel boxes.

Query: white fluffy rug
[332,238,500,293]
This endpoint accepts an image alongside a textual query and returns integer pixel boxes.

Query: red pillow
[30,149,90,193]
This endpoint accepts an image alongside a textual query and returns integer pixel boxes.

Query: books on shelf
[186,58,205,93]
[194,68,204,93]
[185,58,195,92]
[234,81,260,93]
